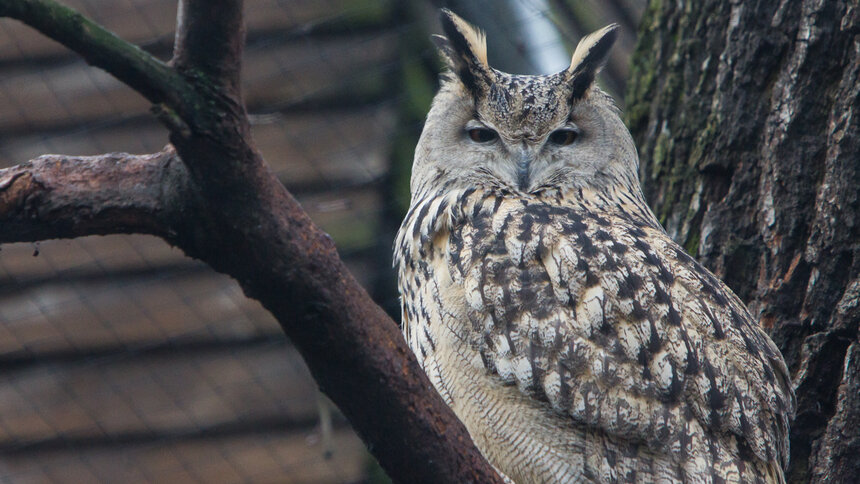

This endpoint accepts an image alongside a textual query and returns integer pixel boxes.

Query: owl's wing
[446,196,795,469]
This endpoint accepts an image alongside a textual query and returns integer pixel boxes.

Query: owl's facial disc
[411,10,634,198]
[462,91,587,193]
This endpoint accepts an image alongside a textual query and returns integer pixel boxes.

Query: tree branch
[0,2,506,482]
[0,150,186,243]
[0,0,191,111]
[173,0,245,94]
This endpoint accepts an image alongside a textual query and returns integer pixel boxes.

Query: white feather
[568,24,619,74]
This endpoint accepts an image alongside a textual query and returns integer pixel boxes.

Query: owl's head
[411,10,639,200]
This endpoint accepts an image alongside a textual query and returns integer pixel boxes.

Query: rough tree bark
[626,1,859,482]
[0,1,504,483]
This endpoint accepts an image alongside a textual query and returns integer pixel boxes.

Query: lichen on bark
[626,0,860,482]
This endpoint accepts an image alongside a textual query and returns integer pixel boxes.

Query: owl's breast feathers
[395,187,795,476]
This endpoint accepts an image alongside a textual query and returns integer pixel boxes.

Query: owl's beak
[517,150,534,191]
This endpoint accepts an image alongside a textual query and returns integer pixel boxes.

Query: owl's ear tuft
[435,9,493,96]
[567,24,619,101]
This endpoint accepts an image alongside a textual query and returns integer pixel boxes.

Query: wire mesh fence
[0,1,644,482]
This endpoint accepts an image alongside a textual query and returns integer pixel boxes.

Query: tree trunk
[626,1,859,482]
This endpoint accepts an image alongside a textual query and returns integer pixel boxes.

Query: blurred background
[0,1,645,482]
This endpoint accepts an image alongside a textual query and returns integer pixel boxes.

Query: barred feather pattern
[395,186,794,483]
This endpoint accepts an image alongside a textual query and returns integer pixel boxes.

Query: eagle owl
[395,10,795,483]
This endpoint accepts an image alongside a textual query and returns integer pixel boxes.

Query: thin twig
[0,0,193,113]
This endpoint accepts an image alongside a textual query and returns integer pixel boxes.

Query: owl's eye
[467,127,498,143]
[548,128,579,146]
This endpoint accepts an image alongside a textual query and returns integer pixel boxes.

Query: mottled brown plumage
[395,10,795,483]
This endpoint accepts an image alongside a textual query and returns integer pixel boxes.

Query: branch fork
[0,1,503,482]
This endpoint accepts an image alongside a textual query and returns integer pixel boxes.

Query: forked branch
[0,1,505,482]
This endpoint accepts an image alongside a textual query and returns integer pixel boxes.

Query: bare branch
[173,0,245,94]
[0,0,192,111]
[0,150,187,243]
[0,2,506,482]
[0,145,505,483]
[163,156,505,484]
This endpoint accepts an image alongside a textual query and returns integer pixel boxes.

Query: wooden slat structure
[0,1,398,482]
[0,1,642,482]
